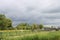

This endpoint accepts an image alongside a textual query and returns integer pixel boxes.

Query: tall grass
[0,30,60,40]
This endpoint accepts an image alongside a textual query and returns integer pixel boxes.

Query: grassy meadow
[0,30,60,40]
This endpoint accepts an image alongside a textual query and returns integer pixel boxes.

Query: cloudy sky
[0,0,60,26]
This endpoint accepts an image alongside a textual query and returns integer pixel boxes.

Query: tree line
[0,14,43,30]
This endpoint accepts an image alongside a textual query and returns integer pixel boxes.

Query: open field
[0,30,60,40]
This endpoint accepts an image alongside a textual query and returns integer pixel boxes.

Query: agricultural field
[0,30,60,40]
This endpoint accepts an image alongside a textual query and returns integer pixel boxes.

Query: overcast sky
[0,0,60,26]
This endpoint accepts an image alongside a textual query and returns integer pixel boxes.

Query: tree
[16,23,26,30]
[31,24,38,31]
[16,23,31,30]
[5,19,12,27]
[38,24,43,29]
[0,14,6,30]
[0,14,12,30]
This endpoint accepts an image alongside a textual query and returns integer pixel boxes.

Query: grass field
[0,30,60,40]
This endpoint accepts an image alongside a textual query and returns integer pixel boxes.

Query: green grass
[0,30,60,40]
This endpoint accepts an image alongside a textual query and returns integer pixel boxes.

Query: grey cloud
[0,0,60,26]
[42,8,60,13]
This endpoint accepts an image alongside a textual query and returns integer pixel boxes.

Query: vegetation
[0,14,60,40]
[0,30,60,40]
[0,14,44,30]
[0,14,13,30]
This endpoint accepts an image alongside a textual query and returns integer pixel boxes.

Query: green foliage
[32,24,37,29]
[0,14,12,30]
[16,23,31,30]
[16,23,44,30]
[38,24,43,29]
[0,14,6,20]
